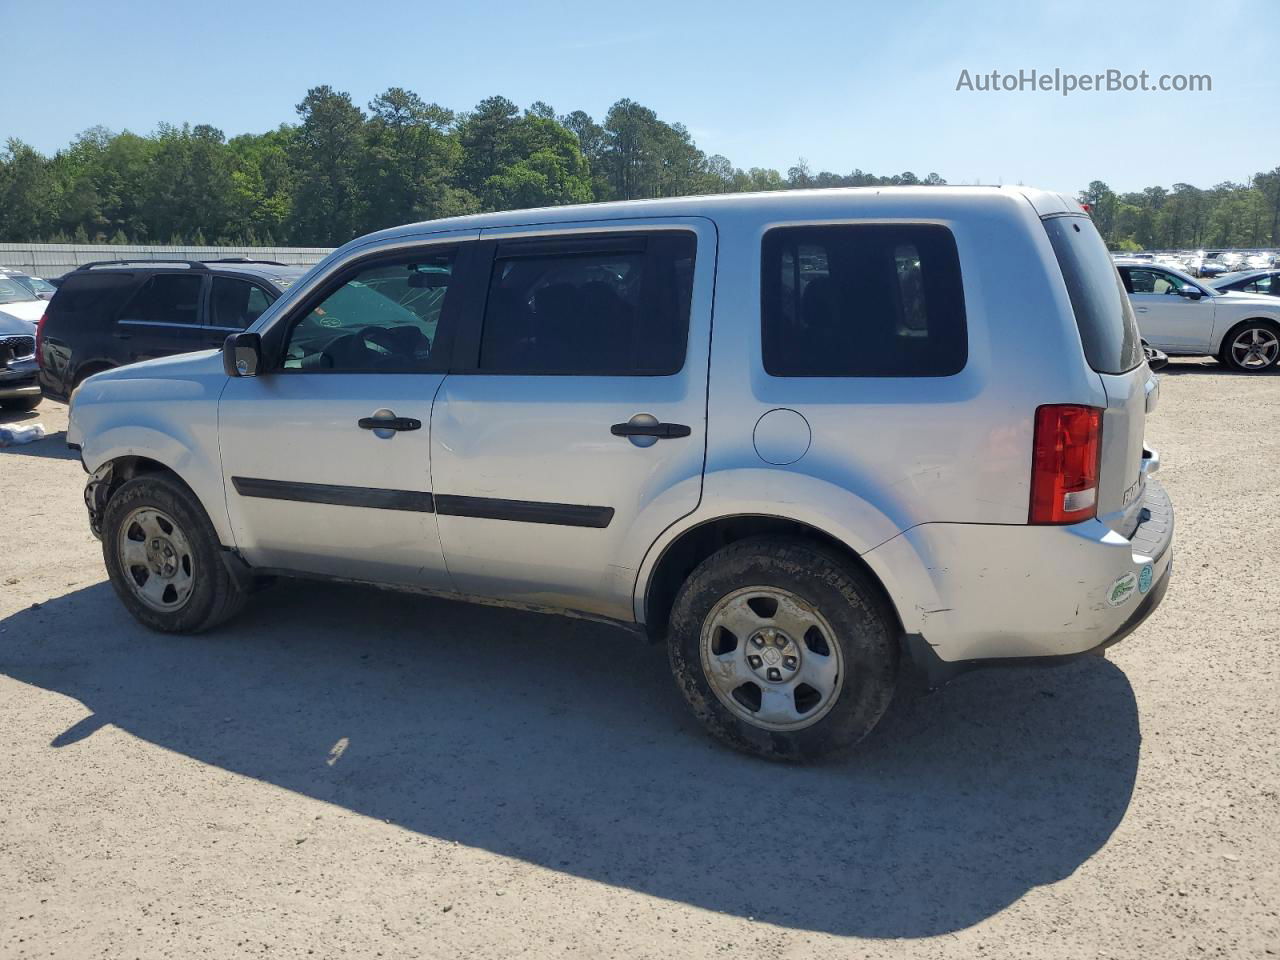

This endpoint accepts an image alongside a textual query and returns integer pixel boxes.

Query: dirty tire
[667,536,898,761]
[0,395,41,411]
[102,473,247,633]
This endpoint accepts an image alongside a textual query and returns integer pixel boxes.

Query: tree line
[0,84,1275,252]
[1081,178,1280,251]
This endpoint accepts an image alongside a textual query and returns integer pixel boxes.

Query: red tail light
[1029,404,1102,524]
[35,313,46,367]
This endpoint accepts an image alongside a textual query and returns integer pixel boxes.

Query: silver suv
[67,187,1173,760]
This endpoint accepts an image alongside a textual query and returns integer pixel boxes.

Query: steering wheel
[356,325,399,356]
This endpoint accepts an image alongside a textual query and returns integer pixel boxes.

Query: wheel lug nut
[747,655,762,669]
[783,656,797,669]
[767,667,781,682]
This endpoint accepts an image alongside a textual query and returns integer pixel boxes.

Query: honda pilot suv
[66,188,1173,760]
[38,259,307,402]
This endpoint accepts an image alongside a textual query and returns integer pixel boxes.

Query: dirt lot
[1,360,1277,959]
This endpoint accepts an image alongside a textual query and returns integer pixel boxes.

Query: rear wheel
[102,473,247,633]
[1221,321,1280,372]
[667,537,898,761]
[0,395,41,411]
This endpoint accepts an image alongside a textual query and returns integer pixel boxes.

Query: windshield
[0,277,38,305]
[17,274,56,295]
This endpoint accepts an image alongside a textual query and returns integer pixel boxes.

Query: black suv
[37,259,308,402]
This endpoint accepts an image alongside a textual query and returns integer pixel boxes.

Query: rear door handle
[1135,306,1149,313]
[610,421,691,439]
[358,416,421,432]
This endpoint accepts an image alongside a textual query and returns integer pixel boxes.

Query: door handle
[112,332,132,340]
[358,416,421,432]
[610,421,691,439]
[1135,306,1149,313]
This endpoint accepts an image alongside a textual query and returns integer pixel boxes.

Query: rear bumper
[867,476,1174,677]
[903,555,1171,688]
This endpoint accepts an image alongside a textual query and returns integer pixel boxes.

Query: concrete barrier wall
[0,243,336,280]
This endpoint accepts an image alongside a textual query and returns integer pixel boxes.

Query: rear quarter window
[761,223,967,377]
[47,273,140,328]
[1042,216,1143,375]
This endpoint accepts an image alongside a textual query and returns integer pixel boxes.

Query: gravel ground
[1,359,1277,959]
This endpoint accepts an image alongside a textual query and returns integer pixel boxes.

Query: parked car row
[1116,249,1280,279]
[1114,258,1280,371]
[64,186,1174,760]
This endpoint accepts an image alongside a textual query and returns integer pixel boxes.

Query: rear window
[761,224,967,377]
[1042,216,1143,375]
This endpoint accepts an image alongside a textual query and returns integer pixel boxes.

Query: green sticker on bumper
[1107,572,1138,607]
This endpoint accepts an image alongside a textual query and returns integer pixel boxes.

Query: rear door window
[1042,216,1143,374]
[478,232,695,375]
[761,224,967,377]
[117,274,204,326]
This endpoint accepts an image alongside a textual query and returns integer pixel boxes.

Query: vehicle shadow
[0,428,79,460]
[1159,358,1280,376]
[1,579,1140,938]
[0,407,40,424]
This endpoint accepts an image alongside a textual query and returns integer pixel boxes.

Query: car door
[429,219,715,621]
[218,233,477,587]
[1122,266,1214,353]
[113,270,213,361]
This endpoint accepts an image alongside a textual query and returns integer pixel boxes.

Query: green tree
[287,86,366,245]
[360,87,471,230]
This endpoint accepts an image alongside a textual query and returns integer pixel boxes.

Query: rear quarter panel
[705,191,1106,528]
[636,189,1110,623]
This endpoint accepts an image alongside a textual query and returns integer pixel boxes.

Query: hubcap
[117,507,195,612]
[1231,328,1279,369]
[699,586,844,731]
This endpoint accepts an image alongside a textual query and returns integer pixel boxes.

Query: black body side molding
[230,478,614,528]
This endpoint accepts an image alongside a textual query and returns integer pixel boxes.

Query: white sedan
[1114,259,1280,372]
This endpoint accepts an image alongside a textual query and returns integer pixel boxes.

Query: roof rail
[76,259,210,271]
[200,257,289,266]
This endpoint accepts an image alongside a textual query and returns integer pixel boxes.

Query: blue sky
[2,0,1275,194]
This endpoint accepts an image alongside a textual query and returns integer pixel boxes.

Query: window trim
[759,221,969,379]
[263,241,472,376]
[449,229,697,378]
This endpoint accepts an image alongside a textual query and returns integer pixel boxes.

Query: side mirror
[223,332,262,377]
[1179,284,1203,301]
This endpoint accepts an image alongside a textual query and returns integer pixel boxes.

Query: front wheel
[667,537,898,761]
[102,473,248,633]
[1221,321,1280,372]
